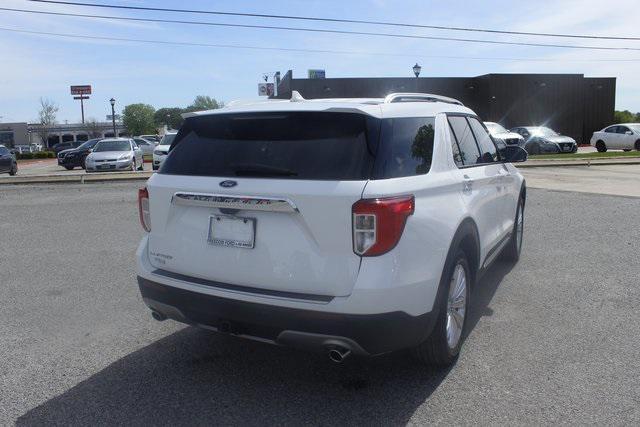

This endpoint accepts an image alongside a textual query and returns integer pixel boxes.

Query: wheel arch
[446,218,481,288]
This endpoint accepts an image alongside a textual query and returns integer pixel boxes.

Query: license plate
[98,164,114,169]
[208,215,255,249]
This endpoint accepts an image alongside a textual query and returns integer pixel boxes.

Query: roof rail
[384,93,463,106]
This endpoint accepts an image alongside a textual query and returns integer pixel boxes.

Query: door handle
[462,174,473,194]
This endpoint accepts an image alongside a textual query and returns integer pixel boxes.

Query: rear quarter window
[372,117,435,178]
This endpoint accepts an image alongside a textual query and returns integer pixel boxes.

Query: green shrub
[16,151,56,160]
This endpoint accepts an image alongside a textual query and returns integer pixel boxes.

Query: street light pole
[109,98,116,137]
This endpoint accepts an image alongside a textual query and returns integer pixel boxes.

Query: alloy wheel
[446,263,467,350]
[516,201,524,254]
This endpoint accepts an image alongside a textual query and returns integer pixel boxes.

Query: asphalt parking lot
[1,182,639,425]
[5,158,152,177]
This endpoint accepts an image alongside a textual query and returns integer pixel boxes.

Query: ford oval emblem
[219,180,237,188]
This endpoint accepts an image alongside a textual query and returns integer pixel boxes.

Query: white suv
[152,131,177,170]
[136,93,527,365]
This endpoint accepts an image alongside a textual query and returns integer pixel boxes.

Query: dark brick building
[274,71,616,144]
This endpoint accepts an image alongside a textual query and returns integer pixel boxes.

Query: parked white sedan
[590,123,640,152]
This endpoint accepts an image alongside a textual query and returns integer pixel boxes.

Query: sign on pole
[258,83,275,96]
[70,85,92,95]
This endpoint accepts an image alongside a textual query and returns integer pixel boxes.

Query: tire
[414,250,471,366]
[9,163,17,176]
[623,149,631,152]
[152,165,158,171]
[635,140,640,151]
[64,166,74,170]
[131,159,136,171]
[502,194,525,262]
[596,140,607,152]
[138,160,144,171]
[529,143,540,155]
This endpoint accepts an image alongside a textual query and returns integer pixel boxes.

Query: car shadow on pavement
[17,262,512,426]
[465,259,516,338]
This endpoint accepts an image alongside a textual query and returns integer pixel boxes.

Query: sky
[1,0,639,123]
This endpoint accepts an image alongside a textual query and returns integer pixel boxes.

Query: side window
[616,126,630,134]
[605,126,618,133]
[448,116,481,166]
[468,117,498,163]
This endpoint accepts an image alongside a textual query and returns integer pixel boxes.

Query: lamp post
[109,98,116,137]
[413,63,422,78]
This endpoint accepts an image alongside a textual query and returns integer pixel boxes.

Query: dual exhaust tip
[151,310,353,363]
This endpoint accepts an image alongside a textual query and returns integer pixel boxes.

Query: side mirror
[88,149,93,153]
[626,130,633,135]
[501,145,528,163]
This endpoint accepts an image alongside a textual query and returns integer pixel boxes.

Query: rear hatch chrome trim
[171,192,299,213]
[151,268,333,303]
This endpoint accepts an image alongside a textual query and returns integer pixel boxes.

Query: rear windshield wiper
[231,163,298,177]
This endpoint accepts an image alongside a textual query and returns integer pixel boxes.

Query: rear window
[161,112,377,180]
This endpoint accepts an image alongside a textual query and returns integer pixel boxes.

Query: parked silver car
[85,138,144,172]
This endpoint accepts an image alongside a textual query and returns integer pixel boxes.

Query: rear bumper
[138,276,436,356]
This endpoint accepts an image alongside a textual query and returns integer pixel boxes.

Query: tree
[154,107,185,130]
[614,110,635,123]
[122,103,156,136]
[84,118,103,138]
[185,95,223,112]
[36,97,59,148]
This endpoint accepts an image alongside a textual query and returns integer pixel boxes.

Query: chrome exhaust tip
[151,310,167,321]
[328,347,351,363]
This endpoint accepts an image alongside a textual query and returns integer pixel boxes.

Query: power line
[27,0,640,41]
[2,7,640,52]
[2,26,640,62]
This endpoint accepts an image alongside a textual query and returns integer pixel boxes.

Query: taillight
[138,187,151,232]
[352,195,414,256]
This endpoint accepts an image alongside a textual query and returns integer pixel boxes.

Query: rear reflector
[352,195,414,256]
[138,187,151,232]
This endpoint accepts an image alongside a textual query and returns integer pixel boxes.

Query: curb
[517,159,640,168]
[0,172,153,185]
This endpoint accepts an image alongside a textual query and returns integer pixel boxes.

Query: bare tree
[85,118,102,138]
[36,97,59,148]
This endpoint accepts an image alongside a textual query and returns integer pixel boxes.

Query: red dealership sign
[70,85,92,95]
